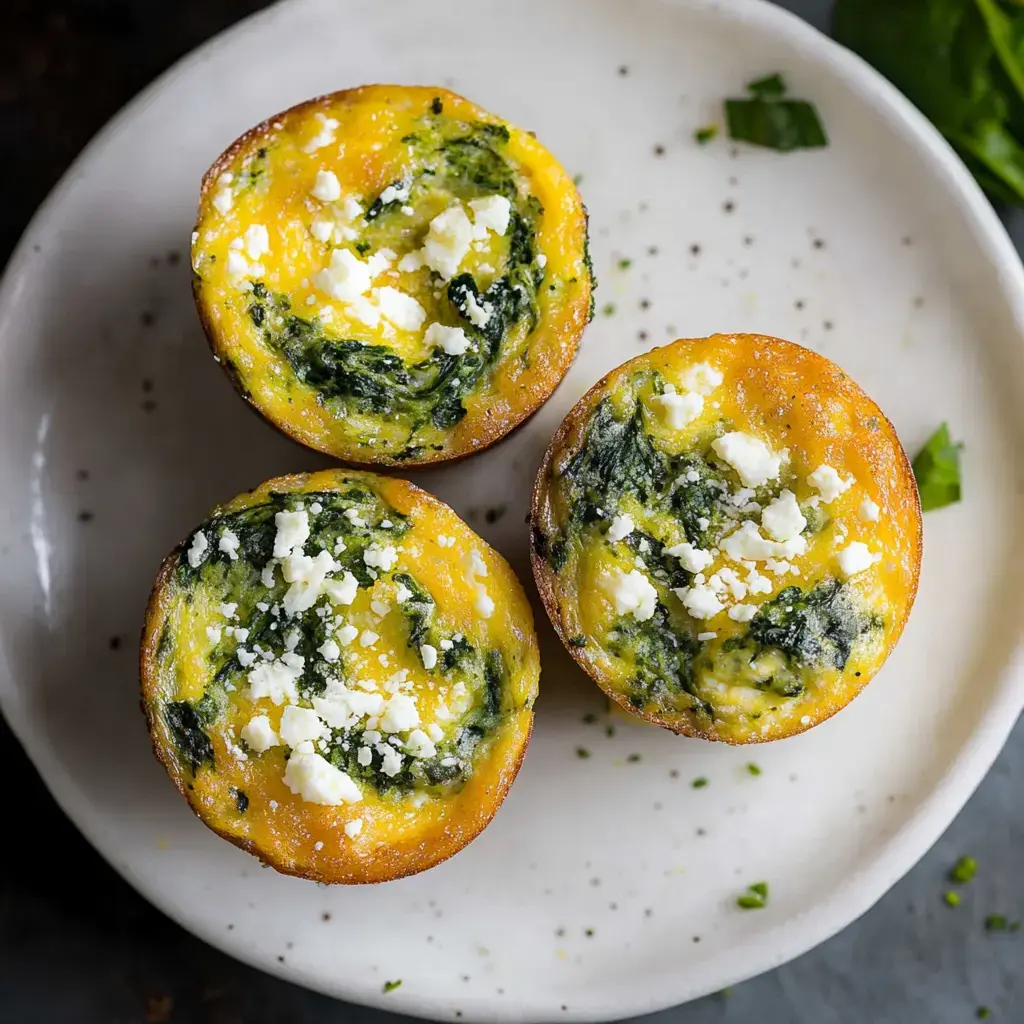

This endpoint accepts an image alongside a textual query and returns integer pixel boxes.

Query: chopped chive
[626,753,641,763]
[694,124,718,145]
[976,1008,991,1020]
[737,881,769,909]
[950,856,977,884]
[582,712,598,724]
[601,302,617,316]
[943,890,961,907]
[383,980,402,993]
[605,724,615,738]
[691,776,709,789]
[746,763,762,776]
[985,914,1021,932]
[618,258,633,270]
[576,747,591,759]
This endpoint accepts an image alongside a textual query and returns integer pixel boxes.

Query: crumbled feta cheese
[426,723,444,742]
[721,521,807,561]
[728,603,758,622]
[243,224,270,260]
[808,464,855,503]
[398,250,425,273]
[837,541,880,577]
[665,541,714,573]
[206,626,222,644]
[469,195,512,237]
[218,530,240,560]
[404,728,437,759]
[395,583,413,604]
[422,205,474,278]
[697,631,718,641]
[379,745,405,777]
[420,644,438,670]
[464,290,492,327]
[273,509,310,558]
[311,169,342,203]
[187,531,209,568]
[674,582,725,620]
[424,321,471,355]
[378,180,411,205]
[712,567,747,600]
[607,514,635,542]
[344,507,366,527]
[363,543,398,571]
[309,502,323,516]
[375,285,426,330]
[279,705,327,748]
[859,498,880,522]
[683,362,724,395]
[344,818,363,838]
[324,569,359,606]
[336,624,359,647]
[380,693,420,732]
[237,648,258,668]
[606,569,658,621]
[318,638,341,663]
[261,562,277,588]
[314,248,378,301]
[218,602,238,619]
[760,489,807,542]
[356,746,372,766]
[765,558,793,576]
[745,568,773,595]
[212,187,233,216]
[360,630,379,648]
[240,714,279,752]
[711,432,783,488]
[475,589,495,618]
[284,747,361,804]
[370,598,389,617]
[304,112,339,153]
[650,384,703,429]
[247,657,304,705]
[313,688,385,729]
[281,549,342,615]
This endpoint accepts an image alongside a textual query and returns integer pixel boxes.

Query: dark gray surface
[0,1,1020,1021]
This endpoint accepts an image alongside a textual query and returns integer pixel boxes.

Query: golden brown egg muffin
[140,469,539,883]
[191,85,593,467]
[531,334,921,744]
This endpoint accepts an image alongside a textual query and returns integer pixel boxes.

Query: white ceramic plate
[2,0,1024,1020]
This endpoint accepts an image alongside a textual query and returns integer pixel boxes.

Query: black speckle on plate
[653,144,665,157]
[77,510,94,523]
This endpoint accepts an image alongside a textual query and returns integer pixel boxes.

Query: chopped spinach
[164,699,216,774]
[724,73,828,151]
[737,881,769,910]
[912,421,962,511]
[233,788,249,814]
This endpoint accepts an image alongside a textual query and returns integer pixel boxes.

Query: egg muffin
[191,85,593,467]
[531,334,921,743]
[140,469,539,883]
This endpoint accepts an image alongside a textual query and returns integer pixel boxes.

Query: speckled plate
[2,0,1023,1020]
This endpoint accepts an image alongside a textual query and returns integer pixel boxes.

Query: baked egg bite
[191,85,592,466]
[140,469,539,883]
[531,334,921,743]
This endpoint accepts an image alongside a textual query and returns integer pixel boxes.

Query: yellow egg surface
[531,334,921,744]
[140,469,539,883]
[191,85,593,467]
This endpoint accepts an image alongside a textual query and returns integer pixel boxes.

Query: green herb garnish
[576,747,591,759]
[618,258,633,270]
[626,753,642,763]
[985,914,1021,932]
[694,124,719,145]
[912,423,962,511]
[601,302,617,316]
[691,776,709,789]
[746,763,762,776]
[944,890,961,907]
[724,74,827,152]
[737,881,769,909]
[383,980,403,993]
[951,856,978,884]
[977,1007,991,1020]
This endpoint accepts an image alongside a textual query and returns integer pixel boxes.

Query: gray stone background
[0,1,1020,1021]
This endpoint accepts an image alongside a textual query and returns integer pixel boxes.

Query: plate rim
[1,0,1024,1020]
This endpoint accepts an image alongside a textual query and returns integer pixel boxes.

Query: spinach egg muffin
[531,334,921,743]
[191,85,593,466]
[140,469,539,883]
